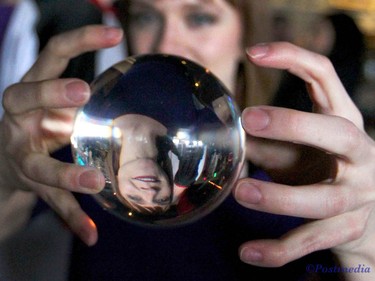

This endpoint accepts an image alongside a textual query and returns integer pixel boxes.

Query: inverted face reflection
[115,114,172,212]
[71,54,245,226]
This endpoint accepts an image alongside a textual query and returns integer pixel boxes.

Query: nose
[138,186,158,203]
[140,186,170,206]
[154,18,187,57]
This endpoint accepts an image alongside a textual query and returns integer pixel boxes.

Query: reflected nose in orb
[71,54,245,226]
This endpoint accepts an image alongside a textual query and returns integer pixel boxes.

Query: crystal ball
[71,54,245,226]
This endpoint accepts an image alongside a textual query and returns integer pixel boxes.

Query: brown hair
[226,0,279,109]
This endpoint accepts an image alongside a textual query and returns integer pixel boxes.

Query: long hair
[225,0,280,109]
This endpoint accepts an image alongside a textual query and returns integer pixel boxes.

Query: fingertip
[85,218,99,246]
[246,43,270,60]
[101,26,124,45]
[242,107,270,133]
[239,245,264,265]
[234,181,263,205]
[65,80,90,105]
[79,217,99,247]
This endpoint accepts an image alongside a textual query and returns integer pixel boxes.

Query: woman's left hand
[234,42,375,278]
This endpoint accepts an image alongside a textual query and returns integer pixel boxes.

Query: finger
[23,25,123,82]
[234,178,374,219]
[245,137,300,171]
[3,79,90,115]
[22,152,105,193]
[34,185,98,246]
[242,106,370,163]
[247,42,363,127]
[239,208,369,267]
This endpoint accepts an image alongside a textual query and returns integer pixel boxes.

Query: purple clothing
[0,5,14,52]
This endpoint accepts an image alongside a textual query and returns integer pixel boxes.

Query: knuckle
[56,164,76,190]
[282,110,306,137]
[36,80,66,108]
[314,55,335,77]
[272,245,289,267]
[34,81,48,106]
[45,34,68,58]
[340,118,364,155]
[345,213,367,241]
[20,153,37,180]
[2,89,12,113]
[325,190,350,217]
[78,25,97,40]
[76,25,106,50]
[304,52,335,82]
[2,84,18,113]
[303,236,324,257]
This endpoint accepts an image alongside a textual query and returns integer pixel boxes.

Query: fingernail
[79,170,101,190]
[66,81,89,103]
[247,44,269,59]
[235,182,262,204]
[242,108,270,132]
[240,247,263,263]
[103,26,123,40]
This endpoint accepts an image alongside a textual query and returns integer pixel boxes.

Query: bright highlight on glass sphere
[71,54,245,226]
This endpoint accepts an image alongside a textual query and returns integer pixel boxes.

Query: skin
[114,114,191,209]
[0,1,374,280]
[115,114,172,209]
[125,0,243,93]
[238,45,375,276]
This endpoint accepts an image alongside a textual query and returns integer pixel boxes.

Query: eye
[154,197,171,205]
[128,195,143,203]
[128,10,160,29]
[186,12,218,28]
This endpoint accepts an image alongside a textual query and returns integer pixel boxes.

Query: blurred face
[124,0,244,93]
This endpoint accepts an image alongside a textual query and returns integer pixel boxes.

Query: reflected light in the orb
[71,54,245,226]
[208,181,223,190]
[72,111,114,140]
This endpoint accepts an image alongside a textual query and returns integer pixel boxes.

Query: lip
[133,176,160,183]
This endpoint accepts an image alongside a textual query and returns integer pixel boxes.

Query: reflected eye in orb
[71,54,245,226]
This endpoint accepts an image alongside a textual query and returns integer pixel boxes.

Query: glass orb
[71,54,245,226]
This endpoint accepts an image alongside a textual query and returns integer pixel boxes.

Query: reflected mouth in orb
[133,176,161,183]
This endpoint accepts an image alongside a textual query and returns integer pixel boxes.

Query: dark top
[69,179,332,281]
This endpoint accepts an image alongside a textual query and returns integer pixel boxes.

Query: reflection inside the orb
[71,54,245,226]
[114,114,172,213]
[113,110,231,216]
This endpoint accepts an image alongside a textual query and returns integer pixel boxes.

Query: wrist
[333,248,375,280]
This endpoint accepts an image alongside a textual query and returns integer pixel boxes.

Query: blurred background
[270,0,375,138]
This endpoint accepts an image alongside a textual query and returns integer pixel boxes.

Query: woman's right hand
[0,25,123,245]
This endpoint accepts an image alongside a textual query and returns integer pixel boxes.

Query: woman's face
[125,0,244,93]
